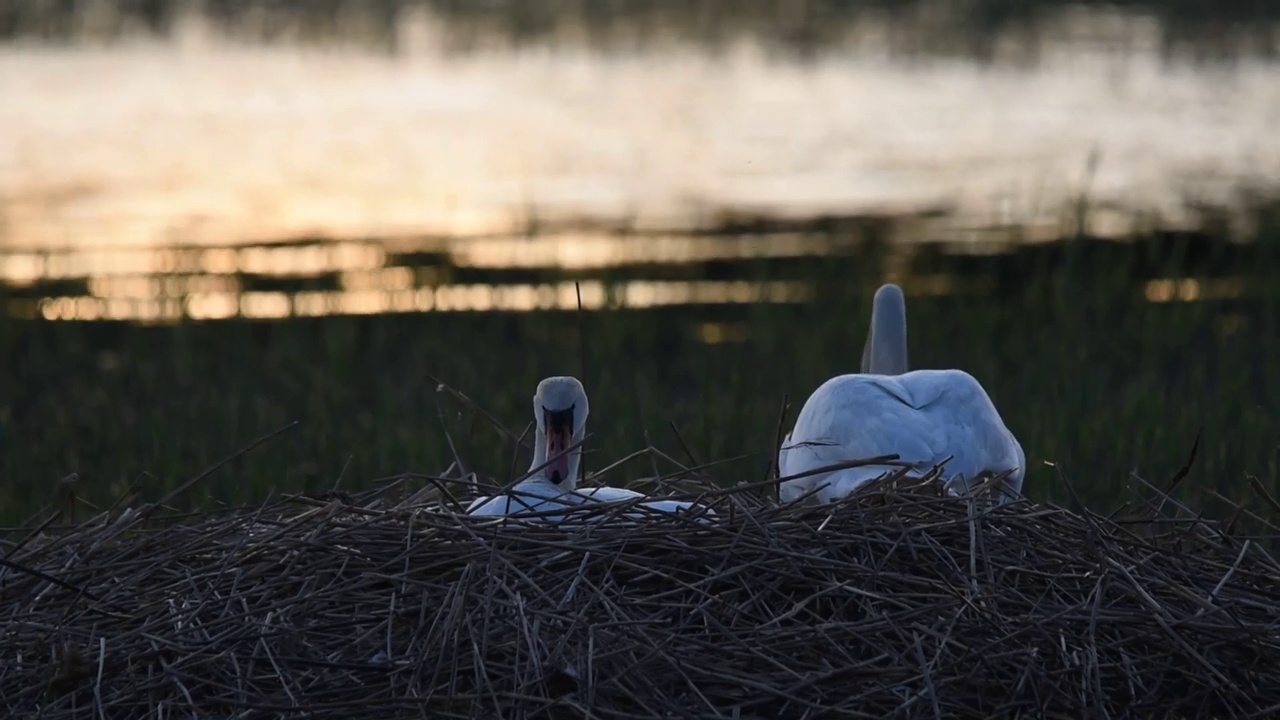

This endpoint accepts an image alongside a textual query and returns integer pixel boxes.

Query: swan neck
[564,427,583,492]
[529,423,583,492]
[865,285,908,374]
[531,425,548,470]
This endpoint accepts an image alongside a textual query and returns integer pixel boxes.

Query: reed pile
[3,465,1280,719]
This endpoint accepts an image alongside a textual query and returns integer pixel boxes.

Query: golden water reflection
[21,275,1241,323]
[24,279,811,323]
[1,229,850,322]
[15,268,1236,324]
[3,5,1275,324]
[3,7,1279,254]
[0,233,862,286]
[0,226,1252,323]
[450,233,862,269]
[1142,277,1244,303]
[0,243,388,284]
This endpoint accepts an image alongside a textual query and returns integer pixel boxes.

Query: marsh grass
[3,227,1280,527]
[3,403,1280,717]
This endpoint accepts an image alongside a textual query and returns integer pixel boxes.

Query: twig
[668,420,701,472]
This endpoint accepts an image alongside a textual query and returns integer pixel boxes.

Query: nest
[3,467,1280,720]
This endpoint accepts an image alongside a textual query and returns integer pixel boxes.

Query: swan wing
[467,495,504,515]
[466,477,581,517]
[575,486,645,502]
[569,485,718,524]
[579,486,715,514]
[780,372,979,502]
[896,370,1025,495]
[781,367,1024,505]
[786,374,947,465]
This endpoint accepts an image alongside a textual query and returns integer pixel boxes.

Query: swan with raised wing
[468,376,715,520]
[778,283,1025,504]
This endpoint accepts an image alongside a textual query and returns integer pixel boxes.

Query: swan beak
[542,405,575,484]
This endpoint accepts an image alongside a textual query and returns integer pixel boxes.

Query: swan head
[533,376,589,487]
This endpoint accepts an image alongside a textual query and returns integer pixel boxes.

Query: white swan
[779,283,1025,504]
[467,376,715,521]
[466,375,589,518]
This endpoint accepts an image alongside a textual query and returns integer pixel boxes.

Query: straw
[3,455,1280,719]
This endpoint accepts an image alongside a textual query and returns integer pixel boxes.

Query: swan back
[779,370,1023,503]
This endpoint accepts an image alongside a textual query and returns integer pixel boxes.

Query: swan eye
[542,404,575,433]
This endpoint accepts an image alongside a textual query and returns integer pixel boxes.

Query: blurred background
[1,0,1279,523]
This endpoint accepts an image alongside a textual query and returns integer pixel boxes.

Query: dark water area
[2,0,1278,60]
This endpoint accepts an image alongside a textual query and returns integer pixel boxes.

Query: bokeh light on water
[1,1,1278,322]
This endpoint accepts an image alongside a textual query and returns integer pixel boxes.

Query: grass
[2,227,1280,526]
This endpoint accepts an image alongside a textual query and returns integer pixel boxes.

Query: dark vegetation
[1,0,1276,60]
[4,215,1280,526]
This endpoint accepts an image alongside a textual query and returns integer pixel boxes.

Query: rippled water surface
[2,4,1279,320]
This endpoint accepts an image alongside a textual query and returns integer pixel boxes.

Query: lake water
[2,3,1279,322]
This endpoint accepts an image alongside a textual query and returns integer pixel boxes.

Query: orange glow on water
[32,279,809,322]
[2,13,1278,254]
[1,6,1276,322]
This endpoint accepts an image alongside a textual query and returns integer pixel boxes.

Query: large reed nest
[3,462,1280,719]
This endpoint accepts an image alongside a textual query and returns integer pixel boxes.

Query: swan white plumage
[466,375,589,518]
[779,283,1025,504]
[574,484,715,515]
[467,376,715,521]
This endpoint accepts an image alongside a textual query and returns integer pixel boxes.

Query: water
[2,2,1279,523]
[3,4,1280,321]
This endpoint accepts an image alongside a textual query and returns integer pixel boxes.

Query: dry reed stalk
[3,453,1280,720]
